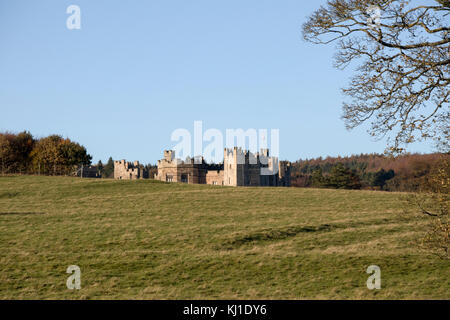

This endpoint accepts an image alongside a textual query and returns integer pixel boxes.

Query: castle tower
[223,148,235,186]
[164,150,175,162]
[114,159,145,180]
[223,147,248,186]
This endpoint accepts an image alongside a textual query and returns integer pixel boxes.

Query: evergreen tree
[97,160,104,177]
[311,168,324,187]
[372,169,395,190]
[327,163,361,190]
[102,157,114,178]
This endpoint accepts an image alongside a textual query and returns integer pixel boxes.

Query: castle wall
[177,165,207,184]
[206,170,224,185]
[245,151,260,186]
[155,149,291,187]
[223,148,279,187]
[156,156,209,184]
[114,160,144,180]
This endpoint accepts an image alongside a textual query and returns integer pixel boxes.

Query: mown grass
[0,175,448,299]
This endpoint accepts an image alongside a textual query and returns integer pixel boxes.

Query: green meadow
[0,175,448,299]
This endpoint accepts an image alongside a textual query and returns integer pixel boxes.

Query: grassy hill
[0,175,448,299]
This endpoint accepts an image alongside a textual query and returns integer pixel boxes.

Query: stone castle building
[155,148,291,187]
[114,160,147,180]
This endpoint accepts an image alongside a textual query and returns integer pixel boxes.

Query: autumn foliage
[291,153,449,192]
[0,131,92,175]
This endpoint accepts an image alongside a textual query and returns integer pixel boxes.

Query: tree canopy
[303,0,449,153]
[0,131,92,175]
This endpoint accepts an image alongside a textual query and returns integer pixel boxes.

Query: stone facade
[155,148,291,187]
[154,150,219,184]
[206,170,224,186]
[114,160,147,180]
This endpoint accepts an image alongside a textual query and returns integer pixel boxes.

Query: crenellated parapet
[154,148,290,187]
[114,160,146,180]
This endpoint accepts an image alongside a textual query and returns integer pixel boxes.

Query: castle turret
[114,159,146,180]
[260,148,269,157]
[164,150,175,161]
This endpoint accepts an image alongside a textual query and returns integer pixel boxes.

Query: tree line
[290,153,448,192]
[0,131,92,175]
[0,131,158,178]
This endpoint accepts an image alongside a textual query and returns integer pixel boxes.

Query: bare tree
[303,0,449,153]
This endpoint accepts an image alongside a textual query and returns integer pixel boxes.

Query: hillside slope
[0,176,448,299]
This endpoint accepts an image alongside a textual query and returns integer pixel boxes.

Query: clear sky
[0,0,433,164]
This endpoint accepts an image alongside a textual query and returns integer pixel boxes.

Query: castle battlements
[114,160,146,180]
[154,149,290,187]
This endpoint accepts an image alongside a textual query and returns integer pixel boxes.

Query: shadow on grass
[0,212,46,216]
[0,191,20,199]
[221,224,335,250]
[220,218,396,250]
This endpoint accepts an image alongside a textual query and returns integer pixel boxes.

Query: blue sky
[0,0,433,164]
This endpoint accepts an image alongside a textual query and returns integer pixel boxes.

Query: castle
[114,148,291,187]
[114,160,147,180]
[154,148,291,187]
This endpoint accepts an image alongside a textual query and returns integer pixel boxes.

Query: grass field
[0,175,448,299]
